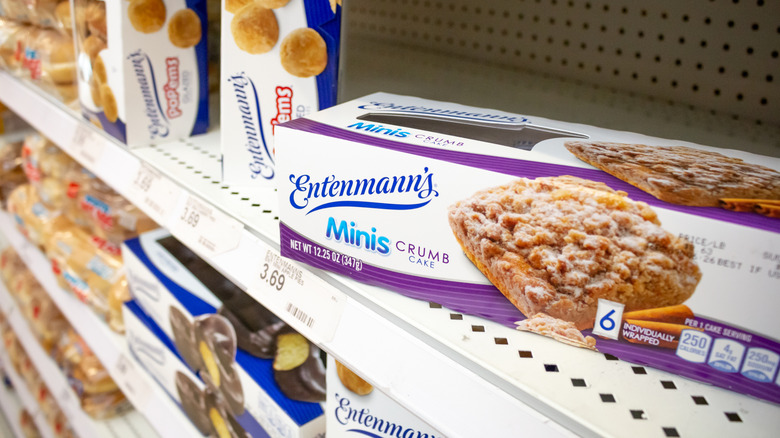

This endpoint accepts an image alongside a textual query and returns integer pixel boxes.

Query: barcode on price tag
[69,124,105,168]
[286,302,315,329]
[169,194,243,257]
[127,162,182,223]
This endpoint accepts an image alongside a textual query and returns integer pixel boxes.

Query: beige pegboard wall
[345,0,780,127]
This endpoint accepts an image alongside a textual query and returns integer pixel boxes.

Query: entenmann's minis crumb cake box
[220,0,341,186]
[276,92,780,404]
[73,0,210,146]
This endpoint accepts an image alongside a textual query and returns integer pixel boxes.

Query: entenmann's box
[220,0,341,186]
[123,229,326,438]
[275,92,780,404]
[325,355,443,438]
[73,0,210,146]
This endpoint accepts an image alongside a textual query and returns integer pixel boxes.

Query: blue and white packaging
[123,299,234,437]
[123,229,325,438]
[326,356,444,438]
[220,0,341,186]
[73,0,210,146]
[275,92,780,404]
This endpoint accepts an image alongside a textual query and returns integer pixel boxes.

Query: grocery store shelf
[3,70,780,437]
[0,339,54,438]
[0,212,204,438]
[0,270,159,438]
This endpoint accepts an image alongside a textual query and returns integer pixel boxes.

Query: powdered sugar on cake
[448,175,701,329]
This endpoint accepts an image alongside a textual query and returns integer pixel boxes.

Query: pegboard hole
[661,380,677,389]
[725,412,742,422]
[663,427,681,437]
[631,410,647,420]
[518,350,533,358]
[544,364,559,372]
[449,313,463,320]
[600,393,616,403]
[632,366,647,375]
[692,396,708,405]
[571,378,587,387]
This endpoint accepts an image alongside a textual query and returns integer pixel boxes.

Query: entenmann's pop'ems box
[74,0,209,146]
[276,92,780,404]
[123,229,325,438]
[220,0,341,186]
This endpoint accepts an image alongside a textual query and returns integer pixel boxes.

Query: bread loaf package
[275,92,780,404]
[71,0,209,146]
[220,0,341,187]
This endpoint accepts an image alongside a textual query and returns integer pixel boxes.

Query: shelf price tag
[169,193,243,258]
[111,353,152,407]
[127,162,183,224]
[69,124,105,169]
[249,244,346,344]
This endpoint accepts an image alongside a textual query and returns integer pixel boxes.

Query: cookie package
[220,0,342,187]
[72,0,210,147]
[121,228,325,438]
[275,92,780,404]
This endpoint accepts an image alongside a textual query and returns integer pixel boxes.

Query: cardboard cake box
[220,0,342,186]
[326,355,443,438]
[275,92,780,404]
[72,0,210,146]
[123,229,325,438]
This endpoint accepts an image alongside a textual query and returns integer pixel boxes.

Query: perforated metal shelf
[339,0,780,157]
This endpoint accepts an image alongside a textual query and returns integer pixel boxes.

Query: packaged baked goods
[220,0,341,187]
[6,183,70,248]
[325,355,444,438]
[6,25,78,103]
[71,0,209,146]
[124,229,326,437]
[0,137,28,207]
[0,19,34,75]
[54,328,131,419]
[19,408,41,438]
[21,133,80,210]
[44,223,125,325]
[60,166,158,245]
[275,92,780,404]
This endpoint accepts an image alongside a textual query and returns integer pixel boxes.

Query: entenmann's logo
[334,394,440,438]
[127,50,170,138]
[358,100,529,125]
[229,72,275,180]
[288,168,438,214]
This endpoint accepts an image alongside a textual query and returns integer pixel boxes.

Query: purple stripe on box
[591,319,780,404]
[280,224,525,325]
[281,118,780,233]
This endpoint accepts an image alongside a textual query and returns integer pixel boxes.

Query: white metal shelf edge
[0,379,27,438]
